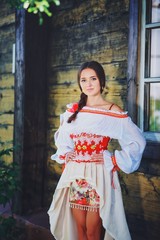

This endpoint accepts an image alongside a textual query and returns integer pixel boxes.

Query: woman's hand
[65,151,76,163]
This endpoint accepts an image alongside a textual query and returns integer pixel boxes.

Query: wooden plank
[13,8,26,214]
[20,12,50,213]
[127,0,139,122]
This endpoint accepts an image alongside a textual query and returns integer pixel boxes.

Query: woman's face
[79,68,101,97]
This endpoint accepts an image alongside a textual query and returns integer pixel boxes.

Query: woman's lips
[86,88,94,91]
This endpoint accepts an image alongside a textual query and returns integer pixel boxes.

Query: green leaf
[53,0,60,6]
[23,0,30,9]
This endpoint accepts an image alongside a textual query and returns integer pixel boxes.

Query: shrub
[0,147,21,240]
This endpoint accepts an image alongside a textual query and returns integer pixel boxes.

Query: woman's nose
[86,80,92,86]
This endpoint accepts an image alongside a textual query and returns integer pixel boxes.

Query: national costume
[48,103,146,240]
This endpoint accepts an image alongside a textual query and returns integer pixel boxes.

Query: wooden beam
[127,0,139,122]
[13,9,26,214]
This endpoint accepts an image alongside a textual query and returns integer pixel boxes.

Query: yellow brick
[0,125,13,142]
[0,151,13,164]
[0,14,15,28]
[0,74,14,88]
[0,88,14,112]
[0,114,14,125]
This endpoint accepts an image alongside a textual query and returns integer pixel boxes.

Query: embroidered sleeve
[51,112,74,164]
[115,117,146,174]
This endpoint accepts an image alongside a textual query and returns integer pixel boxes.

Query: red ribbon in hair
[70,103,79,112]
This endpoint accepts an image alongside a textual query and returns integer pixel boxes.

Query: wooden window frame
[127,0,160,142]
[139,0,160,142]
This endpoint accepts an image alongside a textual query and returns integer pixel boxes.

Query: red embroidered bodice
[70,132,110,156]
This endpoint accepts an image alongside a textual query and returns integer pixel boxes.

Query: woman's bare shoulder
[110,104,124,112]
[100,101,124,112]
[88,101,124,112]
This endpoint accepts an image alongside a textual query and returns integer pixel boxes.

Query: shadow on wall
[122,142,160,240]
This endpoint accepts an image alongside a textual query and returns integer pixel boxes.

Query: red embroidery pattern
[69,179,100,210]
[70,132,110,155]
[69,159,104,164]
[79,109,128,118]
[111,155,120,172]
[67,107,128,118]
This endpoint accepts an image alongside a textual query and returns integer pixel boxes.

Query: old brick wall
[0,1,15,162]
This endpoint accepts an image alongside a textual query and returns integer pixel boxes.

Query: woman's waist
[74,143,107,155]
[68,153,104,164]
[70,159,104,164]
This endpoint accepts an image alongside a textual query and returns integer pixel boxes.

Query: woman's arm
[51,113,74,164]
[114,117,146,173]
[103,116,146,174]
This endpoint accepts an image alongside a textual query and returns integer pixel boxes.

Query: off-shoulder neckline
[80,107,128,118]
[66,103,128,118]
[82,106,127,114]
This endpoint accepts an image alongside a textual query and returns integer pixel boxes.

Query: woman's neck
[86,95,106,107]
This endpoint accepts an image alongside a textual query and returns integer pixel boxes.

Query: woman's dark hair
[68,61,106,123]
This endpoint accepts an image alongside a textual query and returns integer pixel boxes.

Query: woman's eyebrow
[80,75,97,79]
[90,75,97,78]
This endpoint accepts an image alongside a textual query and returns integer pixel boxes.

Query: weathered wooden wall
[0,0,159,238]
[46,0,160,239]
[122,171,160,239]
[0,1,15,162]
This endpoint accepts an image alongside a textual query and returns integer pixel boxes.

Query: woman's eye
[80,79,86,82]
[91,77,97,81]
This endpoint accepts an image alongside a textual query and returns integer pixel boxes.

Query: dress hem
[69,202,99,212]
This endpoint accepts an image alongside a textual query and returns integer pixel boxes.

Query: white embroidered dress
[48,104,146,240]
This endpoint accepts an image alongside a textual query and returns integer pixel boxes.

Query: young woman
[48,61,146,240]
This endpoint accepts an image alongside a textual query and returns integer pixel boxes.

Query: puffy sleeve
[115,116,146,174]
[103,115,146,174]
[51,112,74,164]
